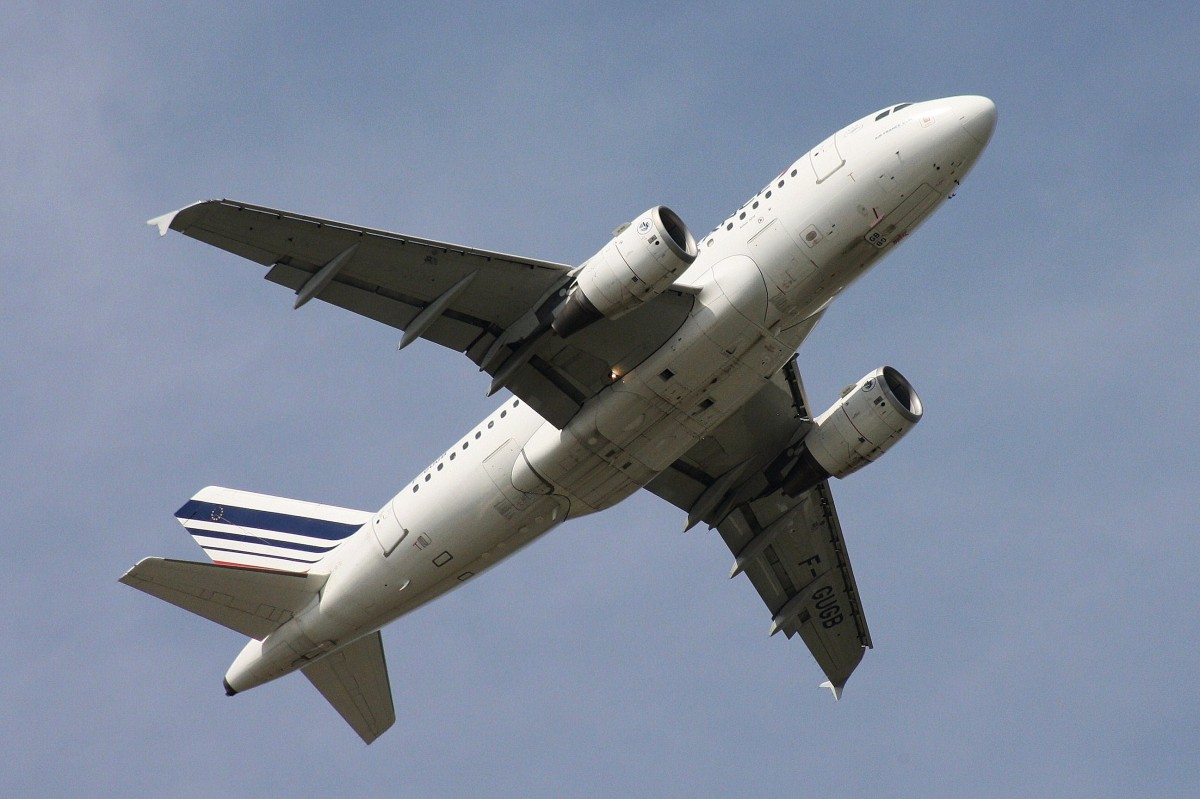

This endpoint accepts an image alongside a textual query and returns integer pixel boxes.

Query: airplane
[122,95,996,743]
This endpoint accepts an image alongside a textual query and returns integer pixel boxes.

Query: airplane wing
[644,355,872,695]
[151,200,694,428]
[302,631,395,744]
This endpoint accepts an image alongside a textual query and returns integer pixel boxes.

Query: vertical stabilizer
[175,486,369,572]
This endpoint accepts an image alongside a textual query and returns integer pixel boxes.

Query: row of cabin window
[705,102,914,247]
[706,167,801,246]
[411,398,522,492]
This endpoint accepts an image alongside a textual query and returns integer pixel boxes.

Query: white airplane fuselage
[224,96,996,694]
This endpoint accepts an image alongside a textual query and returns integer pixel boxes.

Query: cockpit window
[875,109,890,121]
[893,102,913,112]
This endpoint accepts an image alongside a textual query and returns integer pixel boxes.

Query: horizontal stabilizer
[119,557,327,639]
[176,486,370,573]
[303,632,395,744]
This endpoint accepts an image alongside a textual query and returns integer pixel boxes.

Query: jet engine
[774,366,923,497]
[552,206,698,338]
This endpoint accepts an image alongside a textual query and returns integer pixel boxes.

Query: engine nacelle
[552,206,698,338]
[776,366,923,496]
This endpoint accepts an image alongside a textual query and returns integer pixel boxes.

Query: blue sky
[3,2,1198,796]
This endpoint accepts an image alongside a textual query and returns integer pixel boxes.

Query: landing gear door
[809,135,845,183]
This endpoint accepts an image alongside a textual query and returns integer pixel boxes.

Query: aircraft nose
[957,95,997,147]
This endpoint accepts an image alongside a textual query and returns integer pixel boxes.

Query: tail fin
[175,486,370,573]
[119,557,328,639]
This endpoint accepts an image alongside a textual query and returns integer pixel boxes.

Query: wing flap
[303,632,395,744]
[265,261,491,353]
[119,557,327,640]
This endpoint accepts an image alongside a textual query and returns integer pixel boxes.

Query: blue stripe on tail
[176,500,363,541]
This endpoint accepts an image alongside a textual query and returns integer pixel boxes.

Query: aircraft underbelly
[325,187,934,649]
[294,199,931,659]
[519,264,793,515]
[320,487,570,643]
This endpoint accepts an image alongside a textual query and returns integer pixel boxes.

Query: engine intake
[776,366,923,497]
[552,206,697,338]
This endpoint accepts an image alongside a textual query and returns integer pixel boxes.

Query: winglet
[820,680,843,701]
[147,200,210,237]
[147,209,180,237]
